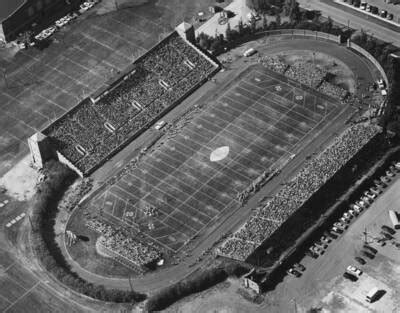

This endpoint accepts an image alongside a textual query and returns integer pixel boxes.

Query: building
[0,0,83,42]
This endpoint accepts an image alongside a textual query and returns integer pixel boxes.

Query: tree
[262,13,268,30]
[276,14,281,27]
[17,30,34,47]
[249,16,257,33]
[288,1,301,23]
[225,22,233,42]
[238,18,244,36]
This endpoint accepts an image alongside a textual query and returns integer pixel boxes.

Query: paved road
[298,0,400,47]
[60,38,378,293]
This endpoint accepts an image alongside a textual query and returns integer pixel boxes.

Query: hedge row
[146,263,248,312]
[30,160,146,303]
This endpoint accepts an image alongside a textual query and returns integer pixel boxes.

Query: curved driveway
[62,38,378,293]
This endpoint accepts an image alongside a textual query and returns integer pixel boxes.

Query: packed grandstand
[43,31,218,174]
[218,123,381,261]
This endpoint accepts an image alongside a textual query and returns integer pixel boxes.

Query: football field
[89,66,344,252]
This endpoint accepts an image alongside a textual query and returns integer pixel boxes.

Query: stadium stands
[86,218,161,269]
[218,124,380,261]
[43,31,218,174]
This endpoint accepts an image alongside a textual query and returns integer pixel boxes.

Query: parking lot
[264,162,400,312]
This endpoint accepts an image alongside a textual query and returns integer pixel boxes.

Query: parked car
[346,265,363,277]
[381,225,395,235]
[387,13,394,20]
[364,190,377,200]
[340,217,350,224]
[343,272,358,281]
[381,175,391,183]
[287,268,301,277]
[393,161,400,170]
[363,244,377,254]
[320,235,332,244]
[374,179,386,188]
[315,242,328,249]
[380,10,387,18]
[356,200,368,208]
[386,170,395,178]
[331,226,343,234]
[334,222,348,230]
[294,263,306,271]
[362,250,375,259]
[305,250,318,258]
[355,256,366,265]
[348,209,358,217]
[380,231,393,240]
[350,203,363,213]
[369,187,381,195]
[343,212,353,219]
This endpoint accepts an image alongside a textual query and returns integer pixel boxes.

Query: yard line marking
[59,55,104,81]
[125,10,165,30]
[4,281,40,312]
[20,51,92,90]
[80,32,131,61]
[71,43,123,71]
[109,16,153,37]
[91,24,146,52]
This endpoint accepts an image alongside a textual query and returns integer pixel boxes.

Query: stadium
[26,22,386,279]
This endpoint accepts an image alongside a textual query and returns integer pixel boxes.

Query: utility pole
[128,275,134,293]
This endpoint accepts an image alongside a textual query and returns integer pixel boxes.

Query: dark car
[287,268,301,277]
[380,231,393,240]
[355,256,366,265]
[381,225,396,235]
[343,272,358,281]
[305,250,318,258]
[363,244,378,254]
[362,250,375,259]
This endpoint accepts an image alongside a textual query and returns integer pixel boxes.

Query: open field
[0,0,229,177]
[87,65,343,253]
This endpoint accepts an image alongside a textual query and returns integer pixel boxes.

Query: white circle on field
[210,146,229,162]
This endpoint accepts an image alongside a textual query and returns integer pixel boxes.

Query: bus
[243,48,257,57]
[389,210,400,229]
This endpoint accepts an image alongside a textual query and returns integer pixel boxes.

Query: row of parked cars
[32,1,97,42]
[343,0,395,20]
[286,161,400,278]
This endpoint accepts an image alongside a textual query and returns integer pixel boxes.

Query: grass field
[88,65,344,253]
[0,0,228,177]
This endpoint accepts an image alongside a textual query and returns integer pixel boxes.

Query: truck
[389,210,400,229]
[366,287,380,303]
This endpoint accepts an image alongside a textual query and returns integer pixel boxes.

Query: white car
[343,212,352,219]
[154,120,166,130]
[386,170,395,177]
[393,161,400,170]
[346,265,363,277]
[364,190,377,199]
[356,200,368,208]
[348,209,357,217]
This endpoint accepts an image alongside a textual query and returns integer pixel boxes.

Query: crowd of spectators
[86,218,161,268]
[218,123,380,261]
[259,56,349,100]
[44,32,217,174]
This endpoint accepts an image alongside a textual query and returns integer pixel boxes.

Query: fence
[347,40,389,87]
[257,29,341,44]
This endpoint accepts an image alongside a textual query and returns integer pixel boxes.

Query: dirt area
[166,279,264,313]
[0,155,38,201]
